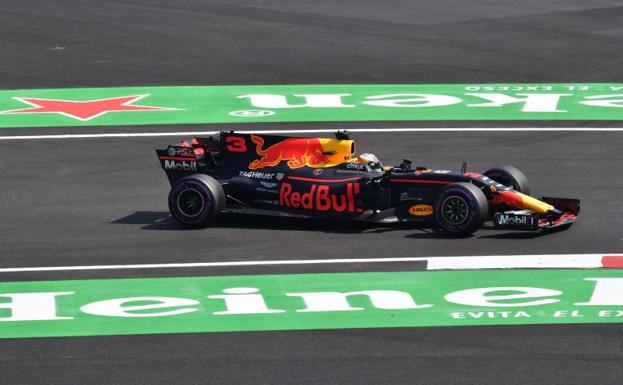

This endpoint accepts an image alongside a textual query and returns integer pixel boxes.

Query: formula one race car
[156,131,579,236]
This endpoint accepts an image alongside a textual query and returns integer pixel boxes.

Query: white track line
[1,127,623,140]
[0,257,432,273]
[427,254,606,270]
[0,253,620,273]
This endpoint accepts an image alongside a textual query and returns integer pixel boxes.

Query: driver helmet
[356,153,383,171]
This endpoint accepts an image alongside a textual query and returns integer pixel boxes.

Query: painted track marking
[0,253,621,273]
[1,127,623,140]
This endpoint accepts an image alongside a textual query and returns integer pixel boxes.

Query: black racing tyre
[168,174,225,228]
[434,182,489,236]
[483,165,530,195]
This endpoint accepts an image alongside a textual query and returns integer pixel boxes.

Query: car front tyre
[483,165,530,195]
[434,182,488,236]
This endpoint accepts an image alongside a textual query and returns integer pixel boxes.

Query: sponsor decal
[409,204,433,216]
[229,110,275,117]
[336,169,365,174]
[252,199,280,205]
[279,182,362,213]
[255,188,279,194]
[494,213,537,229]
[312,169,324,176]
[496,214,532,225]
[239,171,275,180]
[346,163,367,171]
[0,94,178,122]
[335,169,368,175]
[255,181,279,194]
[256,179,280,193]
[259,181,278,189]
[168,147,195,157]
[276,173,285,180]
[2,84,623,129]
[249,135,328,170]
[3,83,623,129]
[163,159,197,171]
[0,270,622,339]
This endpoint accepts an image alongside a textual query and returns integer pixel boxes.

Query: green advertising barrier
[1,269,622,338]
[1,83,623,128]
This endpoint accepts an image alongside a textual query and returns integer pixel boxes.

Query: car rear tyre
[434,182,489,236]
[168,174,225,228]
[483,165,530,195]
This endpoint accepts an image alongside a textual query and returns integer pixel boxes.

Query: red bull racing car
[156,131,579,236]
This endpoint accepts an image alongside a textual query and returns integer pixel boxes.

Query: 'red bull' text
[279,182,362,213]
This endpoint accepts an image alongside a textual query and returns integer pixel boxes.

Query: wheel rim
[441,196,469,225]
[177,188,205,218]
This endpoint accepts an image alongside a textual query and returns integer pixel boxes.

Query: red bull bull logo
[249,135,328,170]
[248,135,355,170]
[279,182,362,213]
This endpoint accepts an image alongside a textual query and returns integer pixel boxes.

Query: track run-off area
[0,253,622,339]
[0,83,623,129]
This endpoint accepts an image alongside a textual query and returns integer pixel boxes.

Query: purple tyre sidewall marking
[434,187,482,234]
[169,179,215,226]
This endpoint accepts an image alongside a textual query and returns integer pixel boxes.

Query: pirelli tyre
[434,182,489,236]
[483,165,530,195]
[168,174,226,228]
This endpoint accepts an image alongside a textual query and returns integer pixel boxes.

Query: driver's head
[356,153,382,170]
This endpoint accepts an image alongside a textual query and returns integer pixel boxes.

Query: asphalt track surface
[2,1,623,384]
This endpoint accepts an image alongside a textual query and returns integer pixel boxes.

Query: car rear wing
[156,137,221,184]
